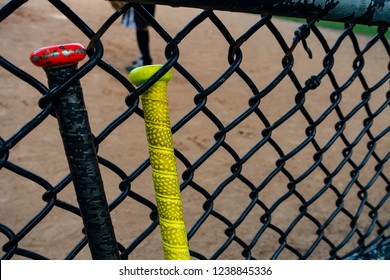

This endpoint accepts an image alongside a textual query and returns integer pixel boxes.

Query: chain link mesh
[0,0,389,260]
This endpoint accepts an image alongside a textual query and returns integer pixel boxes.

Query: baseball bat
[30,43,120,260]
[129,65,190,260]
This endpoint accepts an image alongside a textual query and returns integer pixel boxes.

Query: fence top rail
[113,0,390,26]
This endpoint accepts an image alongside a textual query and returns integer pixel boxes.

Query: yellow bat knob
[129,65,190,260]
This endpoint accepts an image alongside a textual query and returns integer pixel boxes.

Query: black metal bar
[345,240,390,260]
[30,44,120,260]
[114,0,390,25]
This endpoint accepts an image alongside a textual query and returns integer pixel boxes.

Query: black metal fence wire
[0,0,389,260]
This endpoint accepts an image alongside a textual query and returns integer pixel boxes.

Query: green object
[129,65,191,260]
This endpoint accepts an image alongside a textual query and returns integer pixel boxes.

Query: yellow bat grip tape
[129,65,190,260]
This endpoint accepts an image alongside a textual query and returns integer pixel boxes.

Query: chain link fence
[0,0,389,260]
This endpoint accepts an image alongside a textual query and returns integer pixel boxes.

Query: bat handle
[30,43,120,260]
[129,65,190,260]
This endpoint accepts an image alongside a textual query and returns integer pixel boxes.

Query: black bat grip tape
[45,65,120,260]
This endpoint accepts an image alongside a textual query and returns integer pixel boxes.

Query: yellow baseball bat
[129,65,190,260]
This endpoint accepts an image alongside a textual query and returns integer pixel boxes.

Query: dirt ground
[0,0,389,260]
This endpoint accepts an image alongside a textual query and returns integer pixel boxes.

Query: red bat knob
[30,43,86,68]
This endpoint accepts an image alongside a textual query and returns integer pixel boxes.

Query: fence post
[118,0,390,25]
